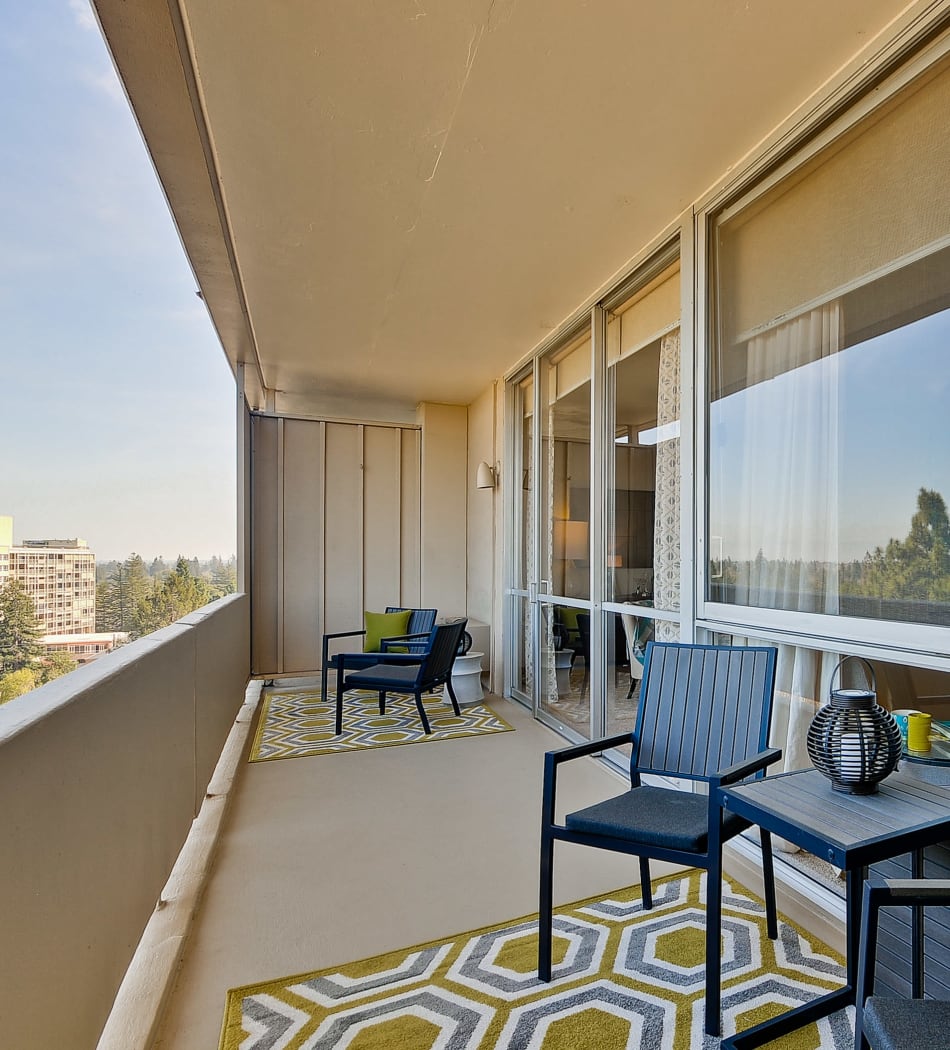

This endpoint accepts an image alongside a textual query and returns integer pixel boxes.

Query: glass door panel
[603,265,681,736]
[539,599,591,735]
[508,373,534,707]
[539,333,591,734]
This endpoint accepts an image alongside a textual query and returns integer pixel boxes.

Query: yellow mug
[907,711,932,752]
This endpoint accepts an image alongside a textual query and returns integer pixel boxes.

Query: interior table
[718,767,950,1049]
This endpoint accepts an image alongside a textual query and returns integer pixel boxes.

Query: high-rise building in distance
[0,516,96,635]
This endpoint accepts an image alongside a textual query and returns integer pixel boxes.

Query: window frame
[694,25,950,670]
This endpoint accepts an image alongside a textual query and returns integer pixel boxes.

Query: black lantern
[806,656,902,794]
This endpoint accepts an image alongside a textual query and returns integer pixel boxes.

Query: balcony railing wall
[0,593,250,1050]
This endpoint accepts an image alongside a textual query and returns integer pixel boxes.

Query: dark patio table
[718,766,950,1049]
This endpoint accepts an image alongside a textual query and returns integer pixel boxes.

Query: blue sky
[710,309,950,563]
[1,2,235,562]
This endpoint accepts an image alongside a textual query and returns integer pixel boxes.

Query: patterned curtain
[653,328,681,641]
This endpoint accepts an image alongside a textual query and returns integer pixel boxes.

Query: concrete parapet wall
[0,593,250,1050]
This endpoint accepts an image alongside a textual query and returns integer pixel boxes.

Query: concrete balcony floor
[150,683,842,1050]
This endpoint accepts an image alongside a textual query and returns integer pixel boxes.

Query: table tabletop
[721,766,950,869]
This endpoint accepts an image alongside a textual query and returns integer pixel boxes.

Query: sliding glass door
[537,330,592,737]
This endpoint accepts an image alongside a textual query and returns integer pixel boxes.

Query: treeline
[96,553,237,638]
[712,488,950,611]
[0,581,76,703]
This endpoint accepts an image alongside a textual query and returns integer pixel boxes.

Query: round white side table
[448,651,484,705]
[554,649,573,695]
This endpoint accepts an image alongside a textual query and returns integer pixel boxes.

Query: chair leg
[626,675,635,699]
[444,676,461,716]
[335,672,345,735]
[379,691,386,716]
[538,828,555,982]
[413,690,432,734]
[639,857,652,909]
[705,851,723,1037]
[760,828,778,940]
[854,880,880,1050]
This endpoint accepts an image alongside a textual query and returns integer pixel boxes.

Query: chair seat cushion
[564,785,746,852]
[348,662,421,689]
[865,996,950,1050]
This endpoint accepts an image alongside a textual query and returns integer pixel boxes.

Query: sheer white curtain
[732,304,842,846]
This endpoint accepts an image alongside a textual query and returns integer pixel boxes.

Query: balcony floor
[152,685,685,1049]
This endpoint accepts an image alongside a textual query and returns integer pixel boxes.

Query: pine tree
[0,581,43,674]
[97,553,153,635]
[209,555,237,598]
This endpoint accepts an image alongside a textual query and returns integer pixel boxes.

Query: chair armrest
[379,632,430,652]
[323,629,367,642]
[546,733,635,767]
[541,733,635,827]
[713,748,783,787]
[361,653,425,665]
[855,874,950,1022]
[868,876,950,907]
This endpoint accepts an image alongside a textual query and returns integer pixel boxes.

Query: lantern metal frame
[806,656,902,794]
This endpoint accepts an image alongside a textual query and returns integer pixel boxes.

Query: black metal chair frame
[320,606,437,700]
[539,641,781,1038]
[334,619,467,735]
[854,875,950,1050]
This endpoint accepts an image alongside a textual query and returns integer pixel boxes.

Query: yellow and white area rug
[249,686,513,762]
[219,869,850,1049]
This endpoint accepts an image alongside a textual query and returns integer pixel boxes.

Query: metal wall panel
[251,415,280,673]
[363,425,402,612]
[250,415,422,676]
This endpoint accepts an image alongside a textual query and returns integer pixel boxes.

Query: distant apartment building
[0,516,96,635]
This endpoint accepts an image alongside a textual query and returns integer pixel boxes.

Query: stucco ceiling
[93,0,911,416]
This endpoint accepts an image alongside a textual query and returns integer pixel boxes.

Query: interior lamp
[554,519,589,561]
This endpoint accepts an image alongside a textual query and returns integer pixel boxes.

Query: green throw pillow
[363,609,412,653]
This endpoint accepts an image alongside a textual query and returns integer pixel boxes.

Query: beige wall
[466,385,499,683]
[0,594,249,1050]
[418,402,468,620]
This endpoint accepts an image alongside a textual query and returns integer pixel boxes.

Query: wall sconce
[476,461,496,489]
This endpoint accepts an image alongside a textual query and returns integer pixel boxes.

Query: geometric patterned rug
[249,686,514,762]
[218,868,851,1049]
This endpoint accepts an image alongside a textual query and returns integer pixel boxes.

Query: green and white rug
[219,869,850,1049]
[249,686,513,762]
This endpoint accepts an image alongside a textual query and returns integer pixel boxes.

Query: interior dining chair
[320,606,437,700]
[538,640,781,1038]
[620,604,654,698]
[854,875,950,1050]
[334,618,468,735]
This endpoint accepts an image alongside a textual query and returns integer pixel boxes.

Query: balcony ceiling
[93,0,906,416]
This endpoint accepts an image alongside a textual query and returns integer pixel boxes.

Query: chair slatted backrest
[632,642,777,781]
[386,607,438,636]
[416,620,467,688]
[409,608,437,635]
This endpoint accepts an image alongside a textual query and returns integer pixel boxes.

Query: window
[709,53,950,630]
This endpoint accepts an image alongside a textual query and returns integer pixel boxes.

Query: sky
[1,2,236,562]
[709,309,950,563]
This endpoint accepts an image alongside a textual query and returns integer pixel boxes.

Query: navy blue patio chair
[538,640,781,1038]
[334,618,468,735]
[854,875,950,1050]
[320,606,437,701]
